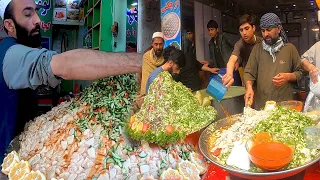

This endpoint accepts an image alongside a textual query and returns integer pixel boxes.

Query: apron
[0,37,19,165]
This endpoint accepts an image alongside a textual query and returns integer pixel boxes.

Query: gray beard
[264,36,279,46]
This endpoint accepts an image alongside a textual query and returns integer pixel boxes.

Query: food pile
[209,106,320,172]
[126,71,217,145]
[1,74,208,180]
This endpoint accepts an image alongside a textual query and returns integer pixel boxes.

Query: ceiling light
[293,4,296,7]
[131,2,138,6]
[304,17,307,19]
[276,5,278,8]
[312,28,319,32]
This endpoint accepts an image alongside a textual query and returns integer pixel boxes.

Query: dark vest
[0,37,19,164]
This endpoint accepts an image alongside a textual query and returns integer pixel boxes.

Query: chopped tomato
[142,123,150,134]
[125,92,129,99]
[148,105,154,111]
[213,148,222,157]
[165,125,174,134]
[94,107,107,113]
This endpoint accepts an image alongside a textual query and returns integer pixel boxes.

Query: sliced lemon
[8,160,31,180]
[129,115,135,127]
[194,91,203,105]
[189,152,208,175]
[1,151,20,175]
[132,121,143,131]
[264,101,276,111]
[254,132,271,144]
[21,170,46,180]
[160,168,183,180]
[177,160,200,180]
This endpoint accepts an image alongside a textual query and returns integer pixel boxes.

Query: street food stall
[1,66,320,179]
[0,72,213,180]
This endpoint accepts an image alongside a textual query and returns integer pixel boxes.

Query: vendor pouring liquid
[222,14,263,87]
[244,13,304,109]
[0,0,141,164]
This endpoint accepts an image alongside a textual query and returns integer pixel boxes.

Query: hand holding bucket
[206,74,227,103]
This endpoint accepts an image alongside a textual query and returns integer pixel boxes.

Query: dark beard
[14,20,42,48]
[154,49,163,57]
[168,66,178,75]
[264,36,279,46]
[168,66,173,75]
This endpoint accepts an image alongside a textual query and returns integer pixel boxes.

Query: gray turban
[260,13,288,44]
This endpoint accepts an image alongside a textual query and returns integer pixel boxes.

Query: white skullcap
[0,0,11,20]
[152,32,164,39]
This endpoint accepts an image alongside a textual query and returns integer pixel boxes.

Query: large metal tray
[199,114,320,180]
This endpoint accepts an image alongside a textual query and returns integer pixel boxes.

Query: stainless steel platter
[199,114,320,180]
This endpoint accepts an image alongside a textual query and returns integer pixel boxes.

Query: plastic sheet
[310,74,320,97]
[304,75,320,113]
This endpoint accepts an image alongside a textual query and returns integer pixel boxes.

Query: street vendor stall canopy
[0,0,11,20]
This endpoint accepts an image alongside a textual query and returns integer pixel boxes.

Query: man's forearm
[201,66,210,72]
[245,80,253,89]
[286,73,297,82]
[226,55,238,75]
[301,59,317,72]
[51,49,142,80]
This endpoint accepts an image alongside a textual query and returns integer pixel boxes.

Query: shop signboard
[35,0,53,49]
[160,0,181,49]
[126,0,138,52]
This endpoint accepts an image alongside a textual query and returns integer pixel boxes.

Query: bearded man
[140,32,165,95]
[243,13,304,109]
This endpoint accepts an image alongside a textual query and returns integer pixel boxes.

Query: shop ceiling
[189,0,317,14]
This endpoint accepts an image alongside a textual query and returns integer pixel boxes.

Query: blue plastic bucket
[209,68,242,86]
[206,76,227,103]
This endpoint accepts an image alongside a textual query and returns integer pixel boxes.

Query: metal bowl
[195,87,246,119]
[199,114,320,180]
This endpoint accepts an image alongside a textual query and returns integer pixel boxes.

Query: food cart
[2,71,320,180]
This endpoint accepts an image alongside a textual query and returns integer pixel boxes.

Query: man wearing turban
[244,13,304,109]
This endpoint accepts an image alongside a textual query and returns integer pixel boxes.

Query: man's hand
[245,86,254,106]
[272,73,289,87]
[222,73,234,88]
[310,68,319,84]
[209,68,220,74]
[201,61,210,67]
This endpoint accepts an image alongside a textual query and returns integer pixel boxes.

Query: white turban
[152,32,164,40]
[0,0,11,20]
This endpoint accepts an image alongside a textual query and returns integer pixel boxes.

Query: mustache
[30,25,41,34]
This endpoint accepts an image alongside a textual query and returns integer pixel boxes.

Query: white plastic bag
[310,75,320,97]
[304,92,320,112]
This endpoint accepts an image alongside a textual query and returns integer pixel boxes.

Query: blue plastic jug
[206,74,227,103]
[209,68,242,86]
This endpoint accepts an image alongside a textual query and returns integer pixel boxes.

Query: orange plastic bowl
[278,100,303,112]
[246,137,295,171]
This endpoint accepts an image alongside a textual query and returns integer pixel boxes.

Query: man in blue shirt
[0,0,141,164]
[146,46,186,93]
